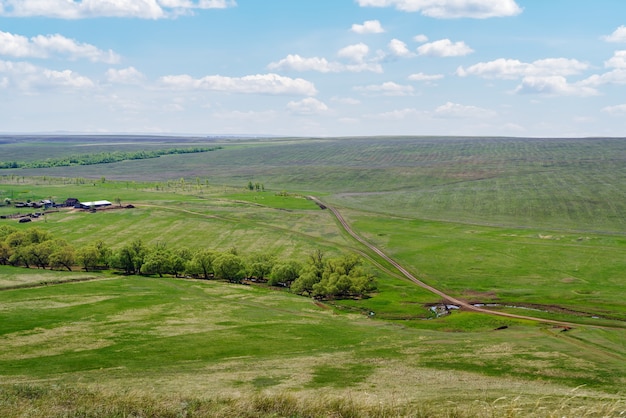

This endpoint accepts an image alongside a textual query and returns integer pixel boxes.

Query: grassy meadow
[0,135,625,416]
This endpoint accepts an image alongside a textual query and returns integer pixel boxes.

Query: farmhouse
[79,200,112,209]
[64,198,79,207]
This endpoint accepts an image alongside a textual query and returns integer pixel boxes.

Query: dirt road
[310,197,619,329]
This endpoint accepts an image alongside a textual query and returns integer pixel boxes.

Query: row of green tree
[0,147,221,169]
[0,226,377,300]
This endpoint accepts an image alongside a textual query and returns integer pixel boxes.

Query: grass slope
[0,269,625,416]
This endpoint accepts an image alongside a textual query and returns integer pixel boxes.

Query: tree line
[0,226,377,300]
[0,147,221,169]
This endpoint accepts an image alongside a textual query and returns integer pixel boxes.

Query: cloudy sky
[1,0,626,137]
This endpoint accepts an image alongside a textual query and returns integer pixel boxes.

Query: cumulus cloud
[408,72,444,81]
[159,73,317,96]
[604,50,626,69]
[388,39,413,57]
[413,34,428,43]
[602,104,626,115]
[0,0,235,19]
[354,81,414,96]
[603,25,626,43]
[106,67,145,84]
[581,69,626,87]
[268,43,383,73]
[268,53,382,73]
[433,101,495,118]
[40,69,94,88]
[351,20,385,34]
[287,97,329,115]
[338,43,370,62]
[417,39,473,57]
[514,76,598,97]
[356,0,522,19]
[0,59,94,90]
[0,30,120,63]
[368,108,427,120]
[457,58,589,79]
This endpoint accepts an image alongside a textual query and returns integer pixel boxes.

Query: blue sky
[1,0,626,137]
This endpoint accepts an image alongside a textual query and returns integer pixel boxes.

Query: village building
[79,200,112,209]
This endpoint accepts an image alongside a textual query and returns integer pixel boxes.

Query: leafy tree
[24,241,54,269]
[24,228,51,245]
[9,246,30,268]
[268,260,302,287]
[213,253,246,283]
[6,231,27,249]
[0,225,17,240]
[246,252,276,280]
[0,241,12,265]
[170,248,192,277]
[308,249,325,277]
[112,239,146,274]
[290,269,320,296]
[292,253,377,299]
[141,245,172,277]
[77,245,100,272]
[50,241,75,271]
[95,240,112,268]
[186,249,217,280]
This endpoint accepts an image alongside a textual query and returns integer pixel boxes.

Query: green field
[0,135,625,416]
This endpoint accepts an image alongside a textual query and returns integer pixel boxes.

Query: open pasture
[1,135,625,415]
[3,136,625,231]
[1,269,625,416]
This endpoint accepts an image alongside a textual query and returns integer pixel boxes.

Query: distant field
[3,136,624,231]
[1,135,625,416]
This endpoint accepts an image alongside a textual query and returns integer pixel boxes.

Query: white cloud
[213,109,278,121]
[417,39,473,57]
[159,73,317,96]
[388,39,413,57]
[434,102,495,118]
[581,69,626,87]
[457,58,590,79]
[368,108,426,120]
[356,0,522,19]
[603,25,626,43]
[0,0,235,19]
[268,53,382,73]
[268,55,340,73]
[514,76,598,97]
[351,20,385,34]
[269,43,383,73]
[338,43,370,62]
[331,96,361,105]
[408,72,444,81]
[287,98,329,115]
[602,104,626,115]
[605,50,626,69]
[0,59,94,90]
[413,34,428,43]
[0,30,120,63]
[106,67,145,84]
[354,81,414,96]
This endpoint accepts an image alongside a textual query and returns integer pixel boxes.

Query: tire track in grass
[310,197,626,331]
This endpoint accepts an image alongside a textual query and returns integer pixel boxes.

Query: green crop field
[0,135,625,417]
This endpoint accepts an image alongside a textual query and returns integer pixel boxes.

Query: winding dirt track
[310,197,613,329]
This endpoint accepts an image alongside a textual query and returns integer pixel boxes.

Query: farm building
[64,198,79,207]
[79,200,112,209]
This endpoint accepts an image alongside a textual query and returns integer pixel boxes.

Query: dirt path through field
[309,197,624,330]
